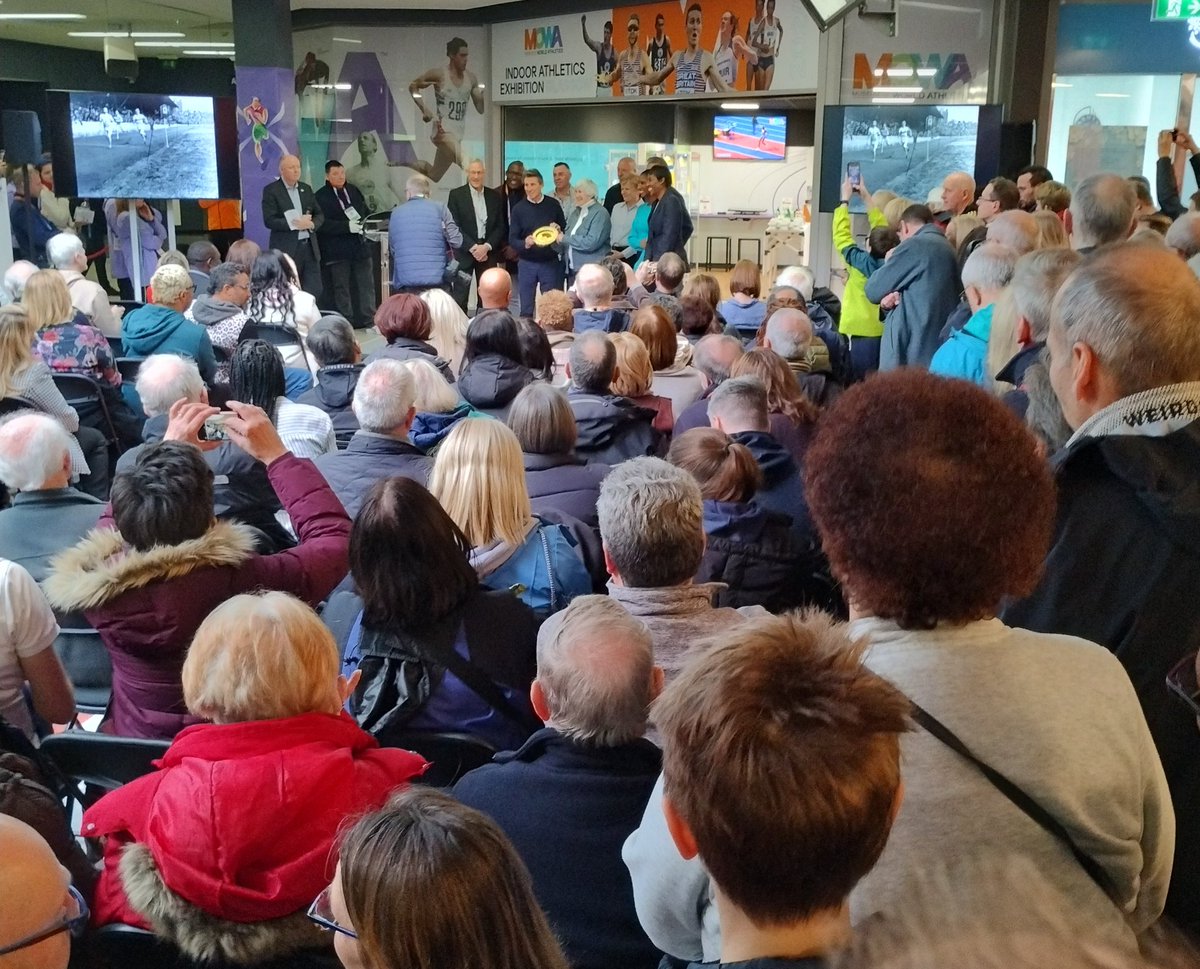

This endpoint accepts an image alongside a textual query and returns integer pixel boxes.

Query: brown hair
[655,611,910,922]
[375,293,432,342]
[507,382,577,455]
[536,289,575,332]
[678,296,719,338]
[608,331,654,398]
[682,272,721,310]
[630,304,677,370]
[731,347,818,426]
[667,427,761,502]
[728,259,761,298]
[805,370,1055,628]
[1034,180,1071,214]
[225,238,262,275]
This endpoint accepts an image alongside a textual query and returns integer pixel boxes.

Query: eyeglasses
[0,886,89,956]
[1167,652,1200,717]
[307,885,357,940]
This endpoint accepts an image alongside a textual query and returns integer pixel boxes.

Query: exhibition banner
[235,66,300,248]
[491,0,820,103]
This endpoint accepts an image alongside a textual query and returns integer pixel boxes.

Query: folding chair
[39,731,169,811]
[243,321,311,372]
[51,372,120,445]
[380,730,497,787]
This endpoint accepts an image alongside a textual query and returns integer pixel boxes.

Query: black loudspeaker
[999,121,1036,180]
[1,109,42,166]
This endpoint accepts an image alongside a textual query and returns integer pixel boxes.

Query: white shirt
[0,559,60,739]
[283,180,308,239]
[470,186,488,239]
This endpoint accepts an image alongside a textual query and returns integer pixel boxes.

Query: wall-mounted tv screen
[713,114,786,161]
[45,90,240,200]
[818,104,1003,212]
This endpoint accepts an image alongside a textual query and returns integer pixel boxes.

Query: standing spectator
[46,233,123,339]
[315,160,377,327]
[1016,164,1054,211]
[112,199,167,300]
[568,331,663,465]
[34,157,71,231]
[1070,173,1137,253]
[930,242,1019,387]
[197,198,243,258]
[642,164,693,265]
[388,174,462,295]
[935,170,976,228]
[447,159,505,311]
[120,265,216,386]
[509,169,567,317]
[261,154,324,298]
[834,179,897,379]
[7,165,57,268]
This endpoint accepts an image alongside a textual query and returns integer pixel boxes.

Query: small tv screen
[713,114,786,161]
[46,91,240,200]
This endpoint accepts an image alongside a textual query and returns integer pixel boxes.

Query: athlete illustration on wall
[408,37,485,183]
[747,0,783,91]
[639,3,733,95]
[344,130,404,213]
[611,13,652,96]
[582,15,618,97]
[646,13,672,95]
[711,10,759,91]
[239,95,287,170]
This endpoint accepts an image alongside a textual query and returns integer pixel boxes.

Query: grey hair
[1051,242,1200,396]
[1009,249,1082,341]
[135,354,204,417]
[2,261,38,302]
[1023,356,1073,457]
[1069,173,1137,249]
[644,293,682,328]
[707,376,770,433]
[961,242,1019,293]
[46,233,85,270]
[569,330,616,393]
[406,173,432,198]
[535,594,655,746]
[0,412,73,490]
[985,210,1039,254]
[764,308,813,361]
[692,333,745,384]
[352,359,415,431]
[575,178,599,202]
[775,264,815,301]
[597,456,705,587]
[1166,212,1200,258]
[207,262,247,297]
[574,263,613,307]
[305,314,356,367]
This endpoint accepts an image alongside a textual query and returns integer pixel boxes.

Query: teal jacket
[121,303,217,384]
[929,302,994,387]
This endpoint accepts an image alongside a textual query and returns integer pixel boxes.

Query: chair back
[381,730,497,787]
[243,321,312,372]
[51,372,120,444]
[0,395,35,416]
[54,615,112,715]
[115,357,142,384]
[39,732,169,803]
[88,924,341,969]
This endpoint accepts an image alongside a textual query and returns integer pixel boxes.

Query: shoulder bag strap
[909,699,1123,906]
[537,524,561,614]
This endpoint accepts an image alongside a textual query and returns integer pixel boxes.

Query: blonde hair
[609,332,654,397]
[682,273,721,310]
[0,305,38,396]
[882,197,914,230]
[182,592,342,724]
[402,357,460,413]
[430,419,532,548]
[946,214,984,252]
[871,189,897,212]
[421,288,470,371]
[983,288,1020,397]
[20,270,74,331]
[1033,210,1069,250]
[150,264,193,306]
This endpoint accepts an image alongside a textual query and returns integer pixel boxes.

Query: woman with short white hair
[420,287,470,375]
[564,178,612,281]
[402,357,481,455]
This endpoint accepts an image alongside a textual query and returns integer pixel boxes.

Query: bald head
[278,154,301,187]
[575,263,613,308]
[693,333,745,386]
[1070,173,1137,250]
[568,330,617,393]
[0,817,72,969]
[941,171,976,217]
[763,308,814,362]
[477,267,512,309]
[986,210,1039,254]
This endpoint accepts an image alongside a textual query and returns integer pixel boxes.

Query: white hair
[420,288,469,366]
[406,173,432,198]
[775,264,815,301]
[535,594,655,746]
[46,233,85,270]
[1166,212,1200,258]
[575,178,599,202]
[134,354,205,417]
[0,412,73,491]
[961,242,1019,294]
[352,359,416,431]
[401,357,459,413]
[764,308,813,361]
[1,261,37,303]
[574,263,613,307]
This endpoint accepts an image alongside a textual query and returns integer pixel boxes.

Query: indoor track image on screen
[839,105,980,202]
[68,92,219,198]
[713,114,787,161]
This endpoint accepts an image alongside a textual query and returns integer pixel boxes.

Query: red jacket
[84,712,427,928]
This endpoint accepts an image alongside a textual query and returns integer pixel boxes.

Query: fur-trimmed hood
[43,520,258,613]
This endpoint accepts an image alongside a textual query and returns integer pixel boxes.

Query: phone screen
[847,162,861,187]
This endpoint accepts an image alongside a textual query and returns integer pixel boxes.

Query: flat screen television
[45,90,240,199]
[713,114,786,161]
[818,104,1003,213]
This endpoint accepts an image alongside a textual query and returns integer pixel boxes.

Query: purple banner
[233,66,300,248]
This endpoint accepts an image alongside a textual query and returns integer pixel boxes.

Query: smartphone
[847,161,861,188]
[201,413,231,442]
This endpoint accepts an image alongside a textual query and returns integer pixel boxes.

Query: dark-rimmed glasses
[307,885,357,940]
[0,885,89,955]
[1167,651,1200,717]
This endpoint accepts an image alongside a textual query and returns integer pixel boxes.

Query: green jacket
[833,203,888,338]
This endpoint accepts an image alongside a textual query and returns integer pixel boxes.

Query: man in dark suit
[495,160,525,275]
[315,160,376,326]
[446,159,506,312]
[643,162,692,267]
[261,153,324,298]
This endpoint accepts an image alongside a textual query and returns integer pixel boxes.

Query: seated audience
[677,295,722,345]
[573,262,628,334]
[247,250,321,368]
[672,333,746,436]
[455,595,663,969]
[537,288,576,385]
[0,816,84,969]
[186,239,221,294]
[508,382,609,530]
[626,611,909,967]
[296,314,363,448]
[681,273,725,328]
[47,232,123,338]
[324,477,540,752]
[404,357,478,455]
[718,259,767,340]
[431,419,590,617]
[629,304,704,416]
[930,242,1019,386]
[762,309,844,409]
[224,238,261,275]
[602,255,636,310]
[474,266,514,314]
[458,310,534,420]
[597,457,766,680]
[365,293,454,382]
[45,401,351,739]
[422,287,470,374]
[229,340,335,459]
[731,347,821,467]
[805,371,1171,929]
[321,788,570,969]
[120,265,217,386]
[184,262,252,382]
[83,592,427,963]
[609,332,674,435]
[1,261,37,307]
[568,331,663,464]
[313,359,432,518]
[517,316,556,383]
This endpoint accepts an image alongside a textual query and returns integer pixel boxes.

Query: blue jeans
[517,259,565,317]
[849,336,882,383]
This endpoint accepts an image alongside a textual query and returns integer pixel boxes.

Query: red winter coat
[84,712,427,932]
[44,454,351,739]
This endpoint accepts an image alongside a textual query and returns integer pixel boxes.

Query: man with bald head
[261,153,324,297]
[1002,243,1200,935]
[604,156,638,212]
[0,816,79,969]
[673,333,745,435]
[936,171,976,227]
[986,209,1039,254]
[476,266,513,313]
[763,308,842,408]
[568,330,663,463]
[1069,172,1137,254]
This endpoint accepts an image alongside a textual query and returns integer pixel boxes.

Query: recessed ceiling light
[719,102,759,110]
[872,97,916,104]
[69,30,185,37]
[183,50,233,56]
[135,40,233,48]
[332,37,362,44]
[0,12,86,19]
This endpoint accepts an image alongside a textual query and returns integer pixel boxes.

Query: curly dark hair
[804,371,1055,629]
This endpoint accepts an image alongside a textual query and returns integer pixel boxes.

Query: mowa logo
[524,25,564,52]
[852,53,973,90]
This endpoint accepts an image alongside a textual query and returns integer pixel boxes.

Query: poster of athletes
[291,26,488,202]
[491,0,819,103]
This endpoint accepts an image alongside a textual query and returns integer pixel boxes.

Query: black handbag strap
[909,699,1122,906]
[424,633,542,735]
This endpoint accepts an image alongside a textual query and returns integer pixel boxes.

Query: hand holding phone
[847,161,862,189]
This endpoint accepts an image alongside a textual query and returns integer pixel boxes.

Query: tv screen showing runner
[713,114,786,161]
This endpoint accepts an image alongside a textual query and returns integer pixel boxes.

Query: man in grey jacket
[864,203,960,371]
[388,173,463,294]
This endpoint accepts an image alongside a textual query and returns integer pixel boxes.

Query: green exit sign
[1153,0,1200,20]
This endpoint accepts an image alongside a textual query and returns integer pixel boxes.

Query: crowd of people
[3,132,1200,969]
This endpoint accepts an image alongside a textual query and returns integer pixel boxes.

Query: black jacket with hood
[523,452,610,530]
[457,353,533,420]
[366,338,455,384]
[297,364,363,448]
[568,391,664,466]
